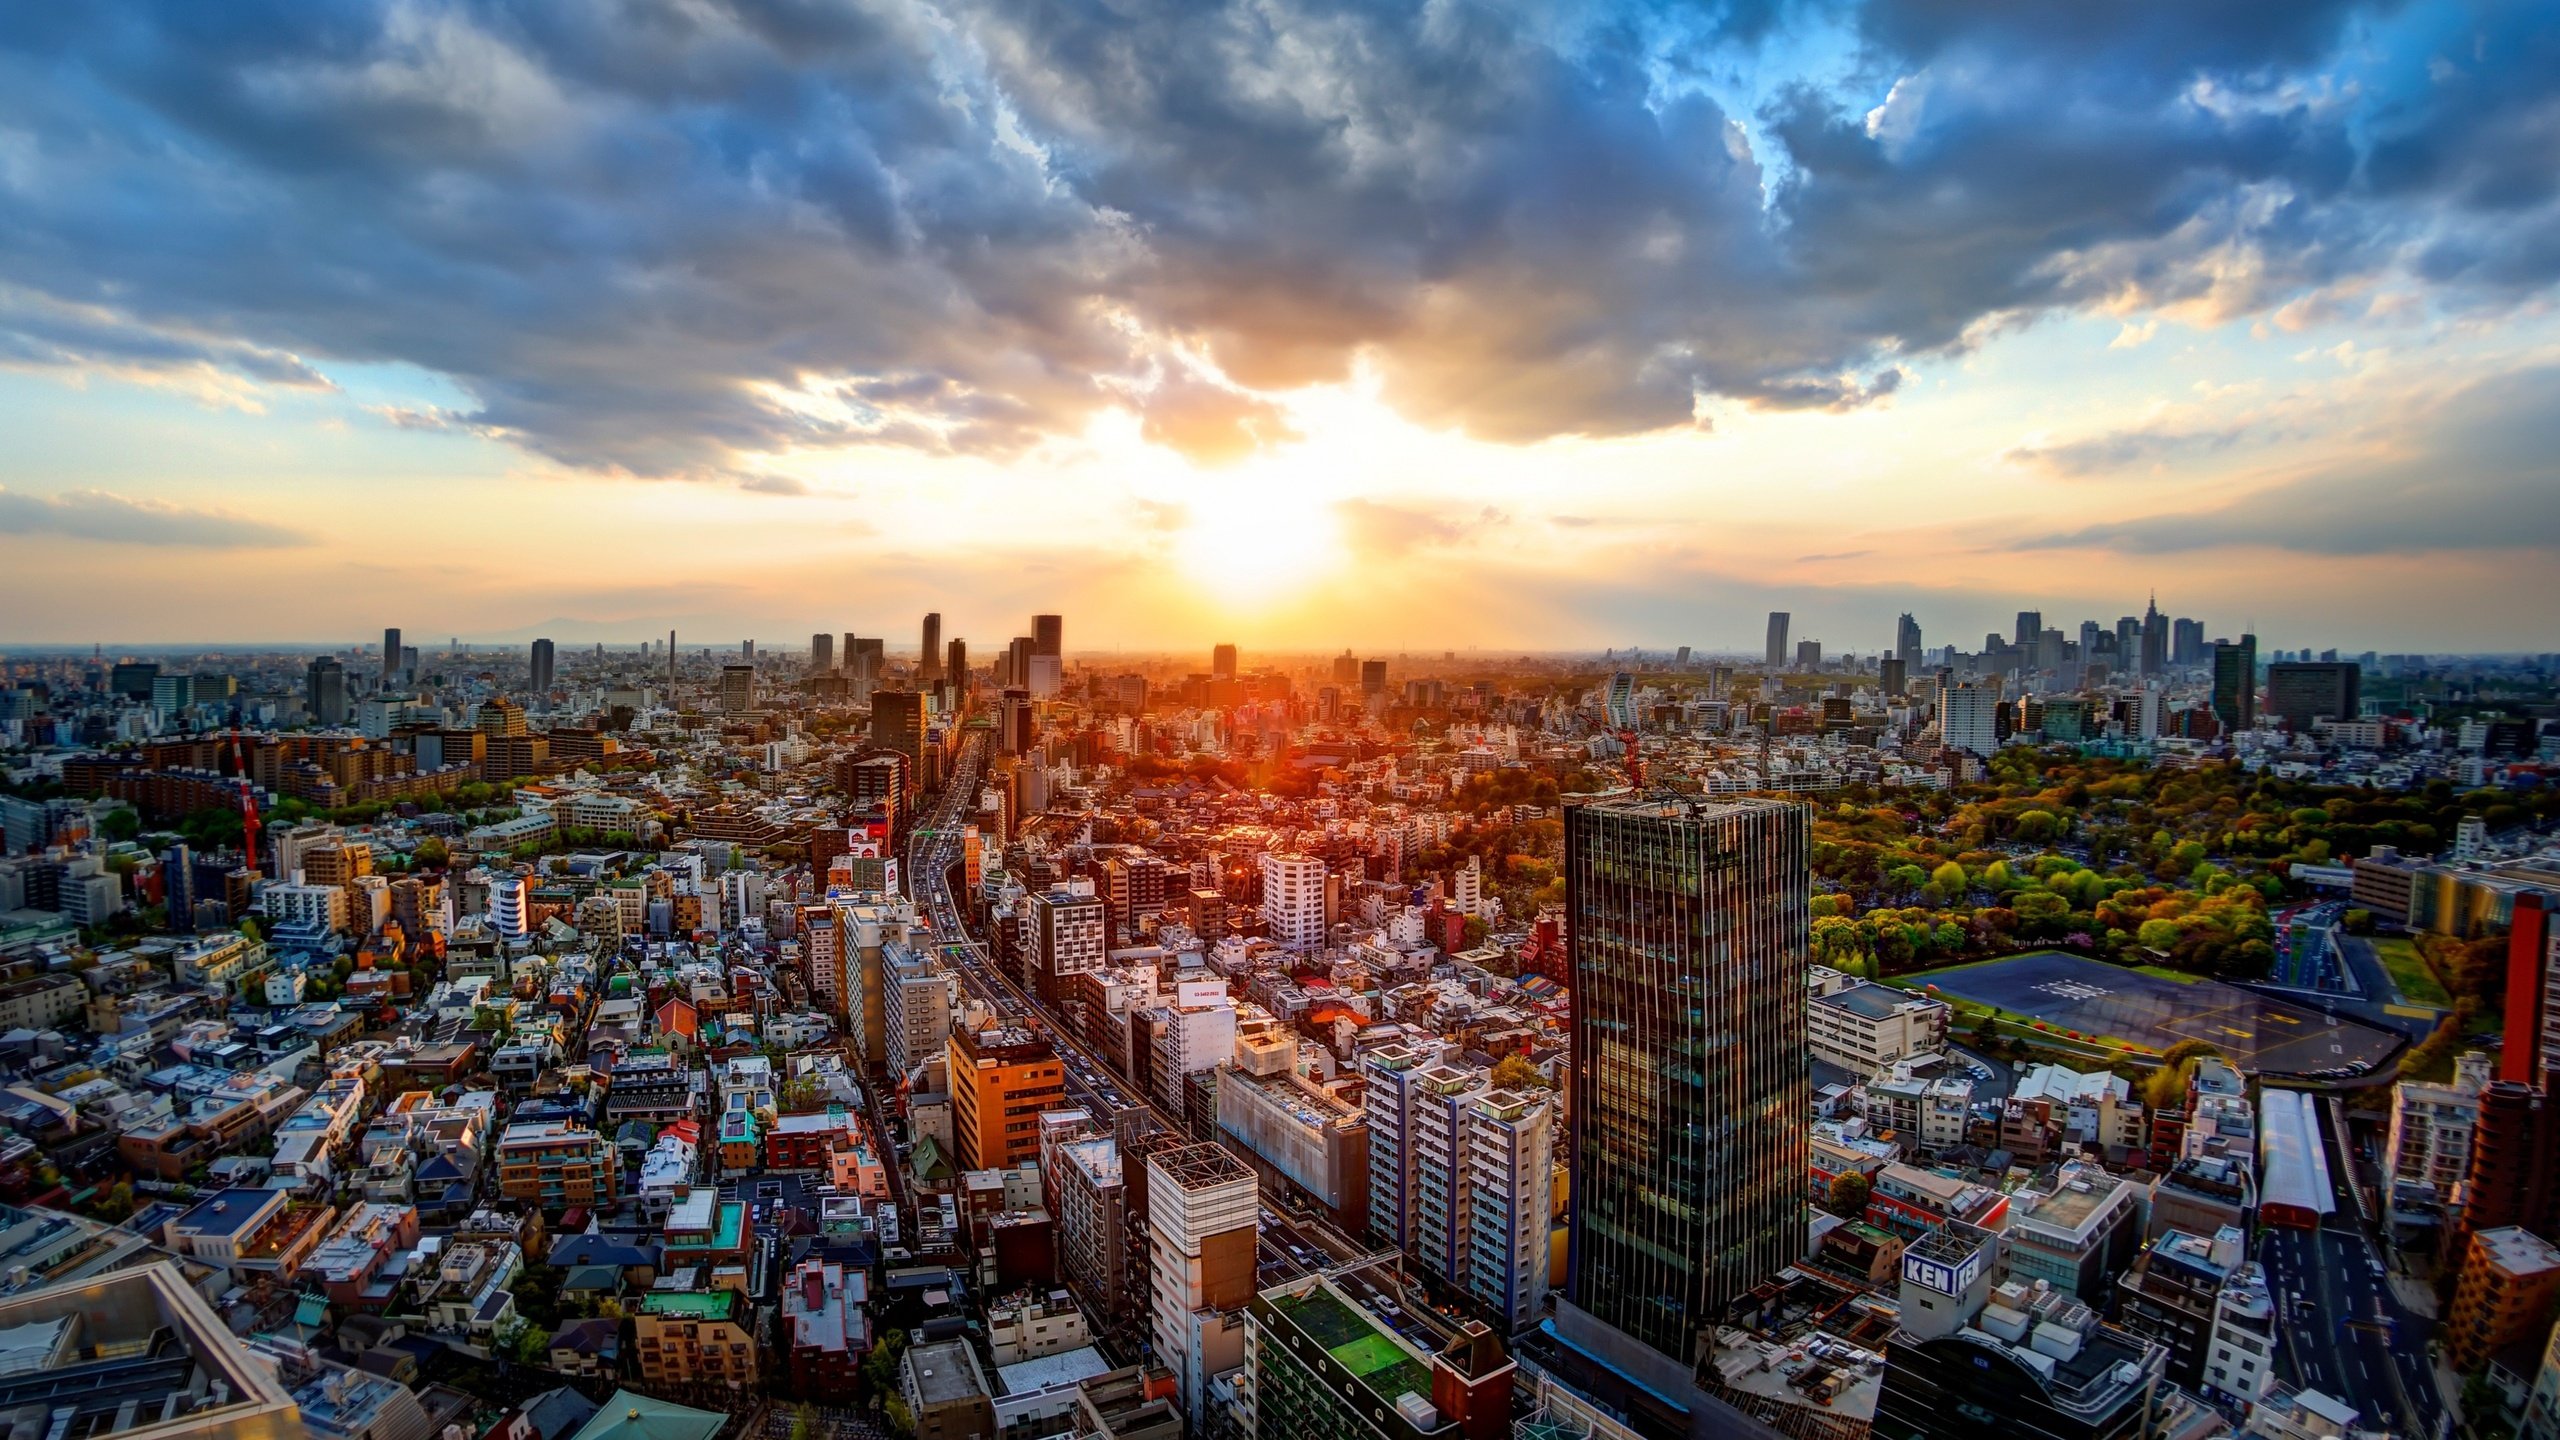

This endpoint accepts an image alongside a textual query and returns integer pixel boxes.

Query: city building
[1145,1142,1257,1429]
[2211,636,2258,732]
[2448,1226,2560,1373]
[635,1285,760,1398]
[2265,662,2360,731]
[1808,980,1947,1077]
[2003,1161,2142,1303]
[1260,853,1328,950]
[949,1023,1064,1170]
[902,1337,995,1440]
[1557,797,1809,1402]
[1241,1273,1516,1440]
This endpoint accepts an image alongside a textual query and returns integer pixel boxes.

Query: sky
[1,0,2556,656]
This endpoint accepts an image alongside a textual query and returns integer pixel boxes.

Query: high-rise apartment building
[812,632,835,674]
[1030,884,1109,1012]
[718,662,756,714]
[1560,796,1809,1373]
[921,612,943,682]
[1260,853,1326,950]
[1765,611,1790,669]
[883,943,953,1080]
[1938,680,2000,758]
[949,1023,1064,1170]
[528,637,554,696]
[1145,1143,1256,1429]
[1212,643,1238,680]
[2210,636,2257,732]
[381,628,401,686]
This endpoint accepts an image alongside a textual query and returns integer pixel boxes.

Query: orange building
[2448,1226,2560,1372]
[948,1024,1065,1171]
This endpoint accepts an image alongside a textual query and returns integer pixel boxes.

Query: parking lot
[1920,951,2402,1076]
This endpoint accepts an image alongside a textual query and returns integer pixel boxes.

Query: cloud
[0,0,2550,476]
[0,486,310,547]
[2017,365,2560,554]
[1336,499,1507,557]
[2006,420,2254,477]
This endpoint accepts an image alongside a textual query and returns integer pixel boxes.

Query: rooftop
[2474,1226,2560,1277]
[1266,1280,1436,1418]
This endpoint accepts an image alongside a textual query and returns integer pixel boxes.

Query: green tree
[99,806,141,842]
[1930,861,1968,894]
[1491,1055,1551,1092]
[1825,1170,1872,1219]
[2136,918,2182,952]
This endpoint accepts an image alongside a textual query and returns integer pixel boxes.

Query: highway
[902,736,1456,1348]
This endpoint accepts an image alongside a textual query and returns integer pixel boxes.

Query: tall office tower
[1895,613,1922,665]
[1332,651,1360,686]
[2115,615,2141,662]
[2141,594,2168,675]
[1603,672,1637,728]
[1033,613,1063,659]
[528,638,555,696]
[870,689,926,759]
[1359,659,1388,695]
[2041,627,2067,671]
[1559,797,1809,1377]
[381,628,402,685]
[1026,616,1063,698]
[999,688,1034,754]
[305,656,349,727]
[2173,617,2206,667]
[945,638,967,691]
[667,629,677,688]
[841,632,859,674]
[1765,611,1791,669]
[1794,639,1822,671]
[812,632,835,674]
[1211,643,1238,680]
[921,613,943,682]
[2266,661,2361,731]
[162,842,197,934]
[850,636,885,699]
[1880,656,1906,698]
[2014,611,2041,649]
[718,662,756,714]
[1145,1143,1257,1429]
[1005,636,1034,689]
[1259,853,1327,950]
[1938,680,2000,757]
[742,638,755,659]
[2210,636,2258,732]
[2079,620,2103,660]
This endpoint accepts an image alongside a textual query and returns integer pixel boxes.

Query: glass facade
[1564,797,1810,1361]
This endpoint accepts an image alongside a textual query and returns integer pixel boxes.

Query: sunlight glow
[1175,484,1340,607]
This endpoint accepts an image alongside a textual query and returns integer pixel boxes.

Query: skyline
[4,0,2557,648]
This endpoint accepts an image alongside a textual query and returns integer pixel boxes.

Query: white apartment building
[883,943,955,1080]
[1809,981,1948,1077]
[1151,984,1238,1117]
[1146,1143,1257,1430]
[1938,680,2002,758]
[1259,853,1327,950]
[1461,1086,1554,1333]
[2386,1049,2492,1214]
[1031,884,1108,1001]
[261,882,351,936]
[1862,1066,1973,1154]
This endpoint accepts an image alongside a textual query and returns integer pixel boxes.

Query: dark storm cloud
[2020,366,2560,555]
[0,0,2550,475]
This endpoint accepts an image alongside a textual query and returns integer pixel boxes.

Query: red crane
[227,728,262,874]
[1617,727,1643,791]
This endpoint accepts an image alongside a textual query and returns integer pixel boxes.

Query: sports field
[1918,950,2401,1077]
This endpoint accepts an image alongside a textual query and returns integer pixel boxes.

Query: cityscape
[3,4,2558,1440]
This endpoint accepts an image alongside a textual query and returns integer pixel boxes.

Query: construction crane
[226,728,262,875]
[1617,727,1643,791]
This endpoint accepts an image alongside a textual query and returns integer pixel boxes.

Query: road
[901,737,1441,1338]
[2255,1092,2443,1440]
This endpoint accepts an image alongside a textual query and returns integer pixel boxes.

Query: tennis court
[1918,951,2400,1076]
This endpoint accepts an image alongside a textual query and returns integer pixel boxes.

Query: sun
[1174,484,1339,606]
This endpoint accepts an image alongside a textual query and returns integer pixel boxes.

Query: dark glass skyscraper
[528,637,555,696]
[1563,796,1810,1364]
[2211,634,2258,732]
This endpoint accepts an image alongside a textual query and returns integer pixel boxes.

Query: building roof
[907,1338,991,1407]
[168,1188,283,1240]
[565,1389,726,1440]
[1814,981,1932,1022]
[996,1344,1113,1395]
[2257,1088,2335,1219]
[2473,1227,2560,1278]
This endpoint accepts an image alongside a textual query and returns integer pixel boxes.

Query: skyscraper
[1765,612,1790,669]
[2266,661,2360,730]
[305,656,348,727]
[2116,615,2142,663]
[1211,643,1237,680]
[719,662,756,714]
[1895,613,1921,665]
[812,632,835,674]
[944,638,967,691]
[2014,611,2041,649]
[381,628,401,686]
[2141,594,2168,676]
[2172,617,2206,667]
[2211,635,2257,732]
[1033,613,1063,658]
[1560,796,1809,1370]
[920,613,943,682]
[528,638,555,697]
